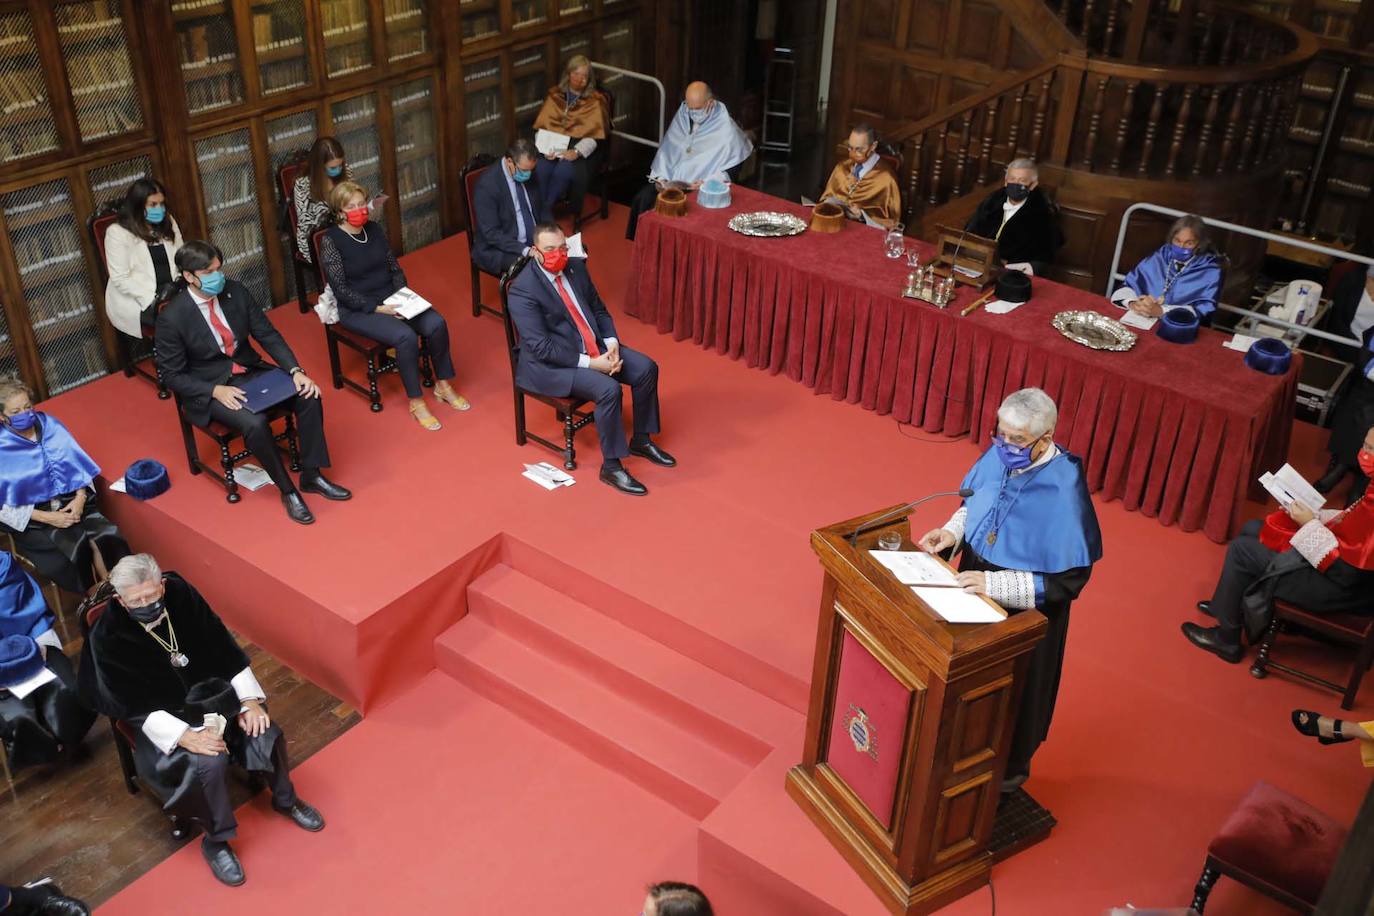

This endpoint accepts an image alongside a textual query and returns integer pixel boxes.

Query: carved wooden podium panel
[786,506,1047,915]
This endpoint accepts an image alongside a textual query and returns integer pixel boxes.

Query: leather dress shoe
[281,491,315,525]
[300,472,351,501]
[600,466,648,495]
[201,839,245,887]
[1314,461,1350,495]
[275,799,326,832]
[1196,600,1214,618]
[628,439,677,467]
[21,883,90,916]
[1180,622,1244,664]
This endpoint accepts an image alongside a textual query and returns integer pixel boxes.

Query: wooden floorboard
[0,586,362,907]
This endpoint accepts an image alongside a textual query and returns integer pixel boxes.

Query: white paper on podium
[912,586,1005,623]
[868,550,958,586]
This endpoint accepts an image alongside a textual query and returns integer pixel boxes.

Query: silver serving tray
[1051,310,1138,352]
[727,211,808,238]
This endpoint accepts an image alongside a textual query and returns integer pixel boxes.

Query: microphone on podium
[846,489,974,548]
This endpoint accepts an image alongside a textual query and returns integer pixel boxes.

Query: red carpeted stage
[50,206,1370,914]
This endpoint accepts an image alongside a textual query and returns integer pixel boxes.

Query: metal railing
[590,61,666,150]
[1107,202,1371,348]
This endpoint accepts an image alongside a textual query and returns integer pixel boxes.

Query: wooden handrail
[886,60,1061,148]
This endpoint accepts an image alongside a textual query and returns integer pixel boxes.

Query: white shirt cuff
[984,570,1037,609]
[577,353,591,369]
[143,710,192,755]
[0,503,34,531]
[1290,519,1338,568]
[231,666,266,710]
[604,337,617,348]
[1110,287,1136,306]
[942,506,969,547]
[35,628,62,651]
[574,138,597,158]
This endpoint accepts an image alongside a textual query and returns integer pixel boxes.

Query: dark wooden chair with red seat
[88,201,168,397]
[460,153,500,318]
[1190,781,1348,914]
[1250,599,1374,710]
[78,583,191,839]
[499,255,594,470]
[275,150,315,314]
[310,227,433,412]
[176,398,301,504]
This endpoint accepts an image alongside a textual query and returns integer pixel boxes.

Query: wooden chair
[460,153,500,318]
[1249,599,1374,710]
[78,584,191,838]
[499,256,594,470]
[175,398,301,503]
[1190,781,1346,914]
[276,150,315,314]
[87,201,168,398]
[309,227,434,412]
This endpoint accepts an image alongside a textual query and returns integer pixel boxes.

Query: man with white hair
[78,554,325,888]
[964,158,1063,274]
[919,388,1101,791]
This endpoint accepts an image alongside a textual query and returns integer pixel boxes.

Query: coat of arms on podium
[845,704,879,761]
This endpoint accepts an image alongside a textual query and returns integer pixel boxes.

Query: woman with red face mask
[1182,424,1374,665]
[317,181,468,430]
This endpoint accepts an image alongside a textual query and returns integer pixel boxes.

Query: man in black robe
[918,388,1102,791]
[964,158,1063,276]
[78,554,325,887]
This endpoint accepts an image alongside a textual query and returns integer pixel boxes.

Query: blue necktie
[516,184,536,246]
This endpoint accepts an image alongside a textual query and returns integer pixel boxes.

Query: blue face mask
[197,271,227,296]
[6,409,37,432]
[688,107,708,125]
[1169,243,1194,261]
[513,168,532,183]
[992,435,1037,471]
[145,205,166,224]
[326,165,344,178]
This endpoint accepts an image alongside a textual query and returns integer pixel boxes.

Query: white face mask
[688,106,709,125]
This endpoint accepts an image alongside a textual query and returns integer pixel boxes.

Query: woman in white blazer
[103,178,183,339]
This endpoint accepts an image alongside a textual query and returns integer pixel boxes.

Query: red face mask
[345,206,368,227]
[541,248,569,274]
[1359,449,1374,477]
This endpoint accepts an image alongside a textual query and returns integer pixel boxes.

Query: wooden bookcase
[0,0,660,402]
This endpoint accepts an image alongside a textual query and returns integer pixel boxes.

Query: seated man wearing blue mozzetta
[505,223,675,496]
[471,138,552,277]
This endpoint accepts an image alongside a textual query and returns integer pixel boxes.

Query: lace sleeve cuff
[1290,519,1338,570]
[943,506,968,546]
[1111,287,1136,306]
[984,570,1038,609]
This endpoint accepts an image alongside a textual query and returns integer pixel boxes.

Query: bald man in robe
[818,123,902,229]
[625,81,754,240]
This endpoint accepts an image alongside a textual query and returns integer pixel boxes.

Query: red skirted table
[624,186,1298,542]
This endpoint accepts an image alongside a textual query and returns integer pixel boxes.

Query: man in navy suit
[156,241,350,524]
[471,138,551,277]
[506,223,676,495]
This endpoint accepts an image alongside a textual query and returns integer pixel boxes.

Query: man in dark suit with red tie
[155,240,350,524]
[505,223,675,495]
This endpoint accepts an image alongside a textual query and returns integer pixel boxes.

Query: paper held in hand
[1259,463,1325,511]
[1120,310,1159,330]
[535,129,572,156]
[384,287,433,320]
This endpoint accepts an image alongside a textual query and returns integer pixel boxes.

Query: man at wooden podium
[919,388,1102,791]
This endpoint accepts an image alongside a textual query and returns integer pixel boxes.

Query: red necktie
[554,275,599,358]
[206,297,246,374]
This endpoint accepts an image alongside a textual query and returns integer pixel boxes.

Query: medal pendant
[171,652,190,668]
[986,531,997,546]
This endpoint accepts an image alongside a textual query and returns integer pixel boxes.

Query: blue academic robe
[1119,245,1223,318]
[0,551,53,640]
[648,101,754,184]
[0,413,101,507]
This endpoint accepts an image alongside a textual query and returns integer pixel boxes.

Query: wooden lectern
[786,506,1048,916]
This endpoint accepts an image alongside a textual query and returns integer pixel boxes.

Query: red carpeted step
[466,563,800,760]
[435,614,754,820]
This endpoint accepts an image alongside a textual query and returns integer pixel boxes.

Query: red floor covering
[48,206,1370,914]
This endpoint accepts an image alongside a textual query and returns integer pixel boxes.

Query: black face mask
[127,597,166,624]
[1005,183,1030,202]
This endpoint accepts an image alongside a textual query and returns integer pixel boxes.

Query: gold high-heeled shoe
[410,401,441,430]
[434,384,471,411]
